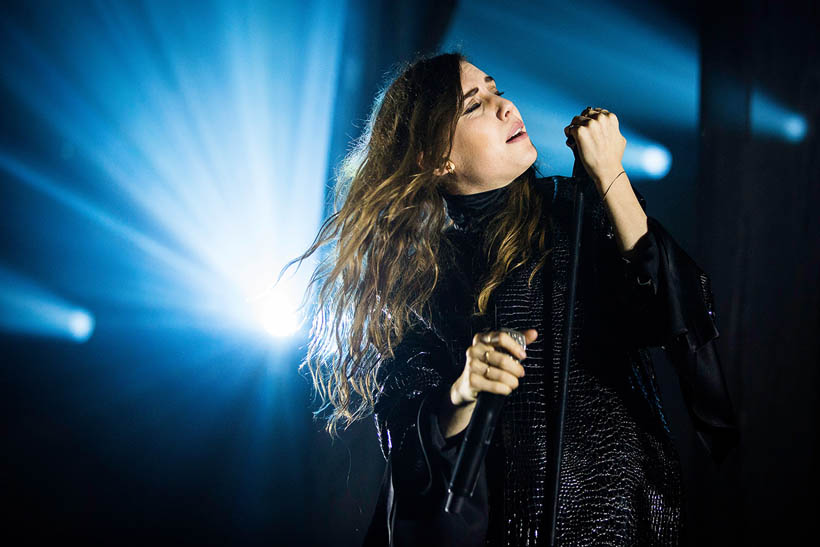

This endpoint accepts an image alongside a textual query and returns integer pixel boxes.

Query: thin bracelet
[602,170,626,202]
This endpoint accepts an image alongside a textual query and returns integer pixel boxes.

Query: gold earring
[446,160,455,174]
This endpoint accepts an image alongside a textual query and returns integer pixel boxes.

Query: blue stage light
[67,309,95,342]
[751,88,808,143]
[0,265,96,342]
[624,141,672,180]
[782,115,808,142]
[0,0,346,342]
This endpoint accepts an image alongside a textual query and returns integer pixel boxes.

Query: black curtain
[688,1,820,544]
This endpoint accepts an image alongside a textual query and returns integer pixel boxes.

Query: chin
[525,143,538,163]
[517,148,538,173]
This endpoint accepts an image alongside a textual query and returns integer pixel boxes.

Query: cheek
[453,125,497,164]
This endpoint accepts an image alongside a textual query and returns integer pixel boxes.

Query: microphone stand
[546,152,590,547]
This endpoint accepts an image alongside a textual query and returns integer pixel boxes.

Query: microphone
[444,327,526,514]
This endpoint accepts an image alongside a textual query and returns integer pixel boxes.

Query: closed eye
[465,91,505,114]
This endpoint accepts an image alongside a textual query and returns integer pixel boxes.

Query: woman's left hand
[564,107,627,186]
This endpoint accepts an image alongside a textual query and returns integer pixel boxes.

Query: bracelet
[602,170,626,202]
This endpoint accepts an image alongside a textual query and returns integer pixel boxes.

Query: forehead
[460,62,492,89]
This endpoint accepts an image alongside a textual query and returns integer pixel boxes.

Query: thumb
[523,329,538,344]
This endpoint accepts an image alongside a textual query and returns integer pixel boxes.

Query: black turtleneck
[436,184,513,330]
[441,184,512,233]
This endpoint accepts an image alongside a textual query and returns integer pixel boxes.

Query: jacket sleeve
[600,186,739,463]
[373,322,467,498]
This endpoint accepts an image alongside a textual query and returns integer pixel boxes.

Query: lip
[506,120,525,143]
[506,131,529,144]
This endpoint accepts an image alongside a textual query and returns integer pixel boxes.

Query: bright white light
[247,284,305,338]
[0,1,345,344]
[641,145,672,179]
[67,310,95,342]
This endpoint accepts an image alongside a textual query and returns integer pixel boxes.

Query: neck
[442,184,511,233]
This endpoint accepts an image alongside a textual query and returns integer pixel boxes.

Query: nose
[497,96,513,120]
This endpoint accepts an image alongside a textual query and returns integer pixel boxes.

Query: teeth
[509,127,522,140]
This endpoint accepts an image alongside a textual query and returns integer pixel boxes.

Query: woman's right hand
[449,328,538,407]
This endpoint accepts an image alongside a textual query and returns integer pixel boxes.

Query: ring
[484,349,490,363]
[484,364,491,378]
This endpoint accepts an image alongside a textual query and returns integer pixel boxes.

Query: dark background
[2,0,818,545]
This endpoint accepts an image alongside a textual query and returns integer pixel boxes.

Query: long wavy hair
[282,52,552,437]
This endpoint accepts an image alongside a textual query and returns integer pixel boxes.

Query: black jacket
[364,175,738,546]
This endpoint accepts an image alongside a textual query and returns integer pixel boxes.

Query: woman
[286,52,737,546]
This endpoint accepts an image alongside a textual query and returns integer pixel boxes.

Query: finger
[470,372,514,396]
[564,124,583,138]
[491,331,527,360]
[486,339,526,373]
[582,106,608,116]
[470,360,521,388]
[583,109,616,130]
[475,349,524,378]
[466,342,494,363]
[473,331,489,346]
[572,115,604,138]
[522,329,538,344]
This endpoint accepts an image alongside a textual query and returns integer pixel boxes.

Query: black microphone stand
[546,153,590,547]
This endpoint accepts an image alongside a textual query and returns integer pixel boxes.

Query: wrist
[449,382,476,407]
[592,165,626,188]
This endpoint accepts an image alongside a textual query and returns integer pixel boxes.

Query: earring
[445,160,455,174]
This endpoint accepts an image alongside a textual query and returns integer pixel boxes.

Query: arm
[373,322,464,497]
[592,183,739,462]
[591,166,649,256]
[564,107,738,461]
[438,390,476,439]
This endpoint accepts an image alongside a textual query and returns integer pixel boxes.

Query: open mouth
[506,130,528,143]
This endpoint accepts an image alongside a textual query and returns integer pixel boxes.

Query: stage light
[629,142,672,180]
[751,88,808,143]
[67,309,95,342]
[782,115,808,142]
[0,0,346,342]
[0,265,96,342]
[246,280,306,338]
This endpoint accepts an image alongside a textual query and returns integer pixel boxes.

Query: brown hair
[281,52,552,436]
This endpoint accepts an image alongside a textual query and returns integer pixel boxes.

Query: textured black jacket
[363,175,737,546]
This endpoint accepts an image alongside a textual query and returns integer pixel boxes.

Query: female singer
[286,52,737,546]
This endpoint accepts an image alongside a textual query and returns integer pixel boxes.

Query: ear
[432,159,455,177]
[419,150,455,177]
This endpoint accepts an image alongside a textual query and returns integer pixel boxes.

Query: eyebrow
[463,76,496,99]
